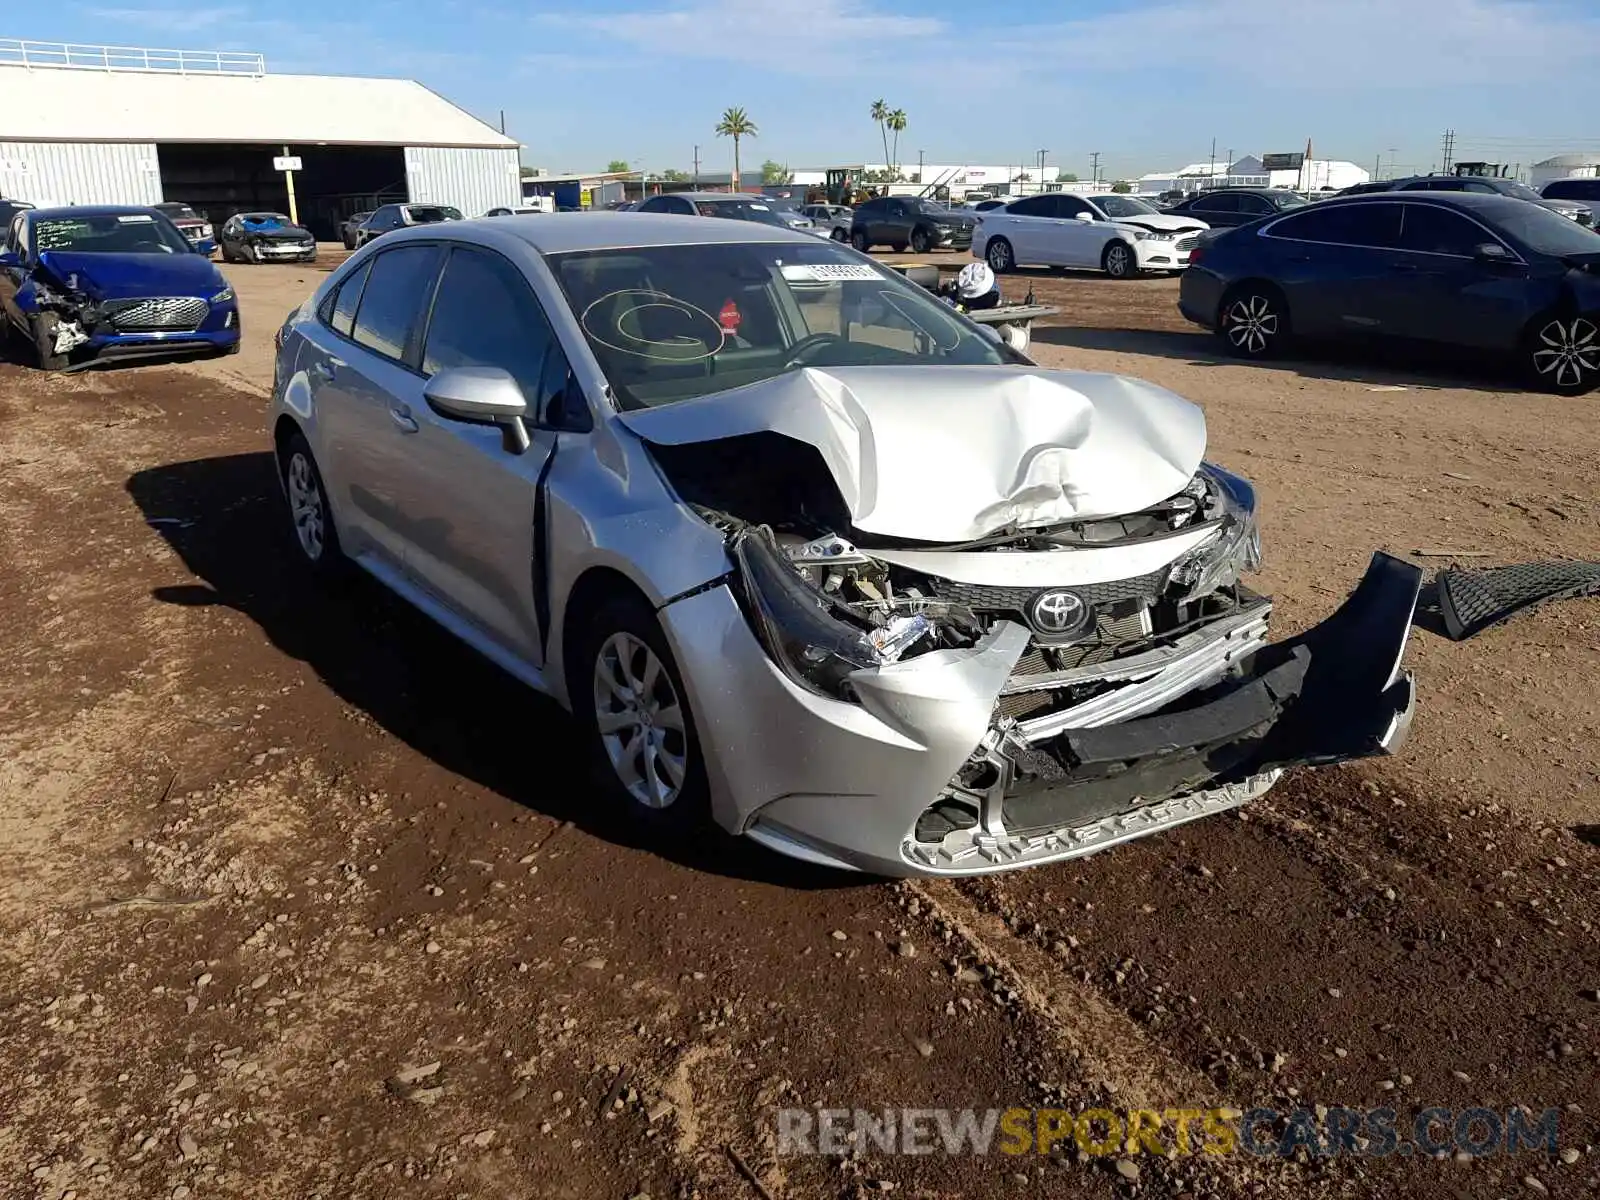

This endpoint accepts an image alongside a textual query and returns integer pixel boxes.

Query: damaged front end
[710,465,1420,874]
[27,271,98,357]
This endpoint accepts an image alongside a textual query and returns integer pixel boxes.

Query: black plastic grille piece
[931,567,1169,615]
[1437,560,1600,640]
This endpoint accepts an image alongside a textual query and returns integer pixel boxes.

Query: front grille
[1175,235,1198,251]
[104,296,209,332]
[931,567,1169,616]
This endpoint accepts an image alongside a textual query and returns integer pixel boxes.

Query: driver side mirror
[1473,242,1511,263]
[423,366,532,454]
[0,249,18,269]
[1075,212,1096,222]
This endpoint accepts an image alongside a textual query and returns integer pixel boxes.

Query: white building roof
[0,63,516,148]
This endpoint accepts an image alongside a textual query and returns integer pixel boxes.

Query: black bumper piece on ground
[999,552,1423,836]
[1437,559,1600,640]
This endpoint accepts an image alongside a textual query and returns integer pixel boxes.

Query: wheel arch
[557,566,659,711]
[1216,277,1290,328]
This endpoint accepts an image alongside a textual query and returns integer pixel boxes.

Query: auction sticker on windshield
[117,214,155,223]
[780,263,881,282]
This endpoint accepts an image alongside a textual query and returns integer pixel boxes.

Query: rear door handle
[389,403,419,434]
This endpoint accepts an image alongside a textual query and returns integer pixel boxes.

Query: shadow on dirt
[1031,324,1531,395]
[126,451,865,889]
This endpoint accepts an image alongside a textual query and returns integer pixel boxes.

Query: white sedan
[972,192,1209,279]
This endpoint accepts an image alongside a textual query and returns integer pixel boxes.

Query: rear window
[406,206,459,224]
[351,245,439,361]
[1542,179,1600,202]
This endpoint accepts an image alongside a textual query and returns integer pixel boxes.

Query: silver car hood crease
[617,366,1207,543]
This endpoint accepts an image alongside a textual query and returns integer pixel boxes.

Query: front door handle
[389,403,419,434]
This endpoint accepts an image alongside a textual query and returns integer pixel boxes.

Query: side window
[350,245,439,363]
[638,196,668,213]
[422,246,559,411]
[1005,195,1053,217]
[325,258,373,337]
[1397,204,1492,257]
[1425,180,1464,192]
[670,197,695,214]
[1057,196,1095,219]
[1463,181,1497,194]
[4,215,19,253]
[1268,203,1401,248]
[1193,193,1239,213]
[1237,195,1274,215]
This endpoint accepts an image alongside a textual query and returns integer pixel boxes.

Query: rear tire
[985,237,1015,273]
[278,432,344,579]
[850,230,870,252]
[1102,240,1141,280]
[572,595,710,832]
[1523,311,1600,396]
[1217,284,1289,359]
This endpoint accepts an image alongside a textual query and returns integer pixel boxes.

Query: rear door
[299,242,443,571]
[995,194,1054,263]
[380,244,577,661]
[1256,202,1403,338]
[1051,194,1110,267]
[1188,192,1243,226]
[0,215,27,333]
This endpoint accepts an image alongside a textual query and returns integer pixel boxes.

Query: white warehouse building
[1530,153,1600,189]
[0,39,522,240]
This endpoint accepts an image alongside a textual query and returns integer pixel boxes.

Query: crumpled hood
[618,366,1206,543]
[1112,213,1209,234]
[36,250,224,299]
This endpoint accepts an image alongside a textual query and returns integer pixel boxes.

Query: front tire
[279,432,344,578]
[850,230,870,252]
[830,227,849,242]
[1217,285,1288,358]
[985,237,1015,273]
[29,313,68,371]
[1102,240,1141,280]
[574,596,710,830]
[910,225,933,254]
[1524,312,1600,396]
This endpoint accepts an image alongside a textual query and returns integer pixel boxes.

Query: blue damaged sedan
[0,205,240,370]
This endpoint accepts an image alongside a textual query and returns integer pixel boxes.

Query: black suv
[1542,178,1600,207]
[1374,176,1593,226]
[849,196,975,253]
[1160,188,1309,228]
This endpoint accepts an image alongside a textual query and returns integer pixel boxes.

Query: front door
[1378,202,1530,351]
[381,244,574,662]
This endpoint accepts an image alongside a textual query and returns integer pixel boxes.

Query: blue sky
[18,0,1600,179]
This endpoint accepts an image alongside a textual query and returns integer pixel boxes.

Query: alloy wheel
[986,239,1013,272]
[285,451,325,562]
[1224,294,1280,355]
[1531,316,1599,391]
[1105,244,1131,277]
[592,631,689,810]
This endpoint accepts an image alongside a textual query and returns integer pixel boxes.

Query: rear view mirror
[423,366,531,454]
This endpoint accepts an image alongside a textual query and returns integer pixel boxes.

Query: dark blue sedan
[1,205,240,371]
[1179,192,1600,395]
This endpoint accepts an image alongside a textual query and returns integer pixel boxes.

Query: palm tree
[869,99,890,171]
[887,109,907,175]
[714,107,758,193]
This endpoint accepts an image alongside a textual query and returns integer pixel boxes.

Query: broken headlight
[1168,462,1261,599]
[731,528,923,701]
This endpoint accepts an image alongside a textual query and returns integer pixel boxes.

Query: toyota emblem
[1028,589,1087,636]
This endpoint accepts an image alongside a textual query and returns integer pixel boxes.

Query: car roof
[1276,191,1535,219]
[653,191,774,202]
[27,204,162,221]
[389,211,812,254]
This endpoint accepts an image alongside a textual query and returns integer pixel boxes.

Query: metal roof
[0,63,516,148]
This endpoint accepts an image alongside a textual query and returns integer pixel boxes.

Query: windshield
[1503,181,1546,203]
[694,200,790,227]
[1494,202,1600,257]
[406,206,455,224]
[1091,194,1160,218]
[911,199,951,214]
[550,241,1006,410]
[33,212,191,255]
[1268,191,1309,209]
[158,204,201,220]
[241,213,292,224]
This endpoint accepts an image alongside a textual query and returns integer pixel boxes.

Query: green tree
[606,159,632,174]
[519,166,539,178]
[660,168,690,183]
[886,109,907,173]
[1059,172,1079,182]
[760,159,792,185]
[869,98,890,168]
[714,107,758,192]
[1111,181,1132,194]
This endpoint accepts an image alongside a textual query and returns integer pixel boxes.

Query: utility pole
[499,109,506,134]
[692,144,700,187]
[1209,137,1216,179]
[918,149,924,182]
[1386,148,1397,181]
[1037,149,1047,189]
[1441,129,1456,174]
[1090,151,1100,187]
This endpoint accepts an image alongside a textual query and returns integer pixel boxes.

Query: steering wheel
[783,332,847,368]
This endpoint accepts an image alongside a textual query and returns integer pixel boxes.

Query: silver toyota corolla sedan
[268,214,1424,876]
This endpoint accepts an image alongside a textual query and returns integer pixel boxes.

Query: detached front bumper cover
[903,551,1424,874]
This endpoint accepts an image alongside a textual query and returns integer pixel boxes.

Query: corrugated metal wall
[0,141,163,208]
[404,146,520,216]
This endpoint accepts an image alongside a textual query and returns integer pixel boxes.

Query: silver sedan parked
[268,215,1423,876]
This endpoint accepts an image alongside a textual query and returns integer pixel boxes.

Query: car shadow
[125,452,867,889]
[1031,325,1531,395]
